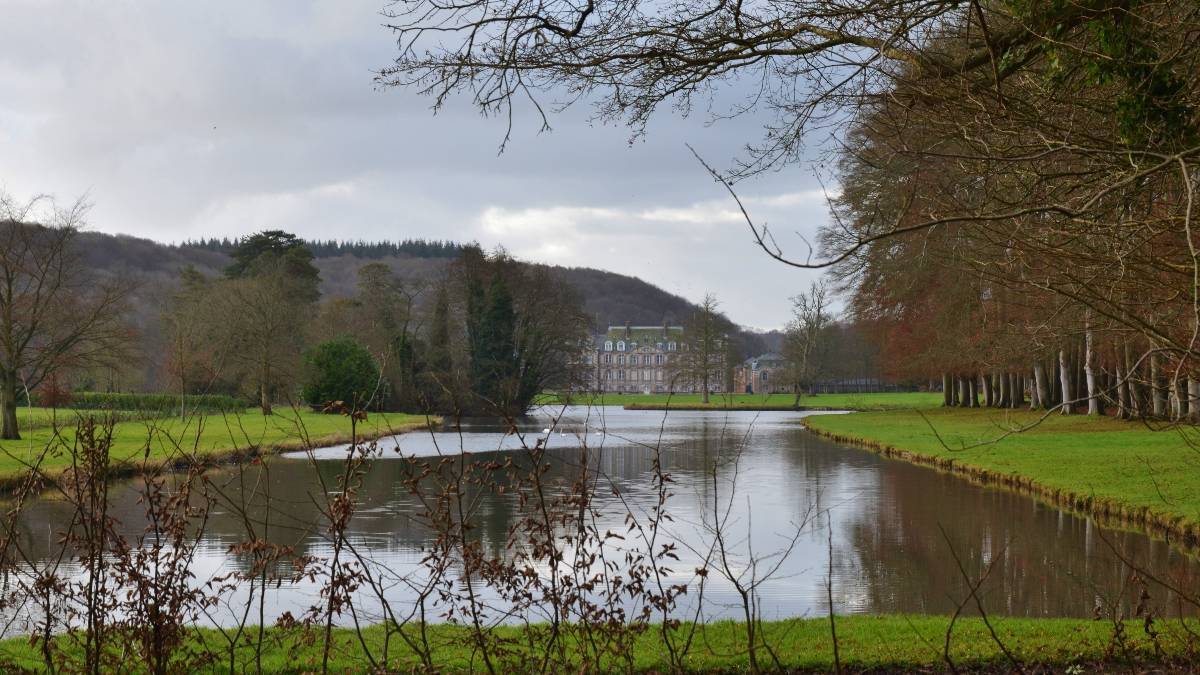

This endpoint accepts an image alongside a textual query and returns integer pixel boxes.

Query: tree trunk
[1116,362,1130,420]
[983,372,994,407]
[1190,378,1200,423]
[968,376,978,408]
[942,373,952,407]
[1173,377,1186,421]
[1011,372,1024,408]
[1033,362,1049,410]
[1084,324,1100,415]
[259,360,273,415]
[998,370,1010,408]
[1151,353,1165,418]
[1058,349,1072,414]
[0,369,19,440]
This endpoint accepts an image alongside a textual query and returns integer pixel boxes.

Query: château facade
[583,323,722,394]
[733,353,793,394]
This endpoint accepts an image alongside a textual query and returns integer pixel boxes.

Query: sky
[0,0,835,330]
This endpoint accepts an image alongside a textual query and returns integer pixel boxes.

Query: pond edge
[801,417,1200,553]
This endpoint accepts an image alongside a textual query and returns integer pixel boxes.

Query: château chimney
[624,321,631,339]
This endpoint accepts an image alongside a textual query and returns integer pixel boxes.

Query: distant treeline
[179,237,463,260]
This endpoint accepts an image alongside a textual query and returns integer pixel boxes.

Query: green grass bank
[0,407,434,487]
[804,408,1200,545]
[541,391,942,411]
[0,616,1190,672]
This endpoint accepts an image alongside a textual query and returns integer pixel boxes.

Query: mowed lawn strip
[539,391,943,411]
[0,408,433,480]
[0,616,1185,672]
[805,408,1200,525]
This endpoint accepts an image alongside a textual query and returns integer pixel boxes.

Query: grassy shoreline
[0,616,1189,672]
[541,391,942,411]
[0,407,436,492]
[804,408,1200,549]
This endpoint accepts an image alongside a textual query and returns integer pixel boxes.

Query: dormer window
[656,342,663,351]
[604,341,613,351]
[617,341,626,352]
[667,342,676,352]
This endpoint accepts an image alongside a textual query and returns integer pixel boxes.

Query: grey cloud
[0,0,831,327]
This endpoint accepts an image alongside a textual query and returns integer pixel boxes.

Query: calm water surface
[9,407,1199,628]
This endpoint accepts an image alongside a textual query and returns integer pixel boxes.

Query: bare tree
[214,261,311,415]
[783,280,830,403]
[0,194,131,439]
[670,293,727,402]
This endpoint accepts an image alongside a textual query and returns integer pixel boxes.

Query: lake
[5,406,1197,631]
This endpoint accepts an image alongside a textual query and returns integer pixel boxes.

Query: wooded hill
[74,230,765,390]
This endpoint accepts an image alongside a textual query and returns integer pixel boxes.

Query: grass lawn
[0,616,1187,672]
[0,407,433,483]
[805,408,1200,530]
[540,391,943,411]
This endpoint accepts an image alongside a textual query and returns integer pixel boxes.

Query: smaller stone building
[733,353,793,394]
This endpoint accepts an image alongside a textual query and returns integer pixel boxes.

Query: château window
[667,342,676,351]
[655,354,664,365]
[603,354,612,364]
[617,340,625,352]
[617,355,625,365]
[761,371,769,383]
[656,342,663,350]
[604,341,613,351]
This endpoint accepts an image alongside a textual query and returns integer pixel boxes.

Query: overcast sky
[0,0,834,329]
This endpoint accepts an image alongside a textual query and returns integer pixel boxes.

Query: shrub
[301,338,385,411]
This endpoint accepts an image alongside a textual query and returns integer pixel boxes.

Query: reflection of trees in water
[836,457,1200,617]
[8,411,1200,619]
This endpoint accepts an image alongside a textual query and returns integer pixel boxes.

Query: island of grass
[539,391,943,411]
[803,407,1200,545]
[0,616,1187,672]
[0,407,435,490]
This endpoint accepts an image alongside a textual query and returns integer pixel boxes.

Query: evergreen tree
[474,276,518,409]
[226,230,321,302]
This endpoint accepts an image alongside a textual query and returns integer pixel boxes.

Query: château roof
[593,324,684,348]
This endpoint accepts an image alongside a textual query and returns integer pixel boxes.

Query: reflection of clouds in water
[2,407,1197,632]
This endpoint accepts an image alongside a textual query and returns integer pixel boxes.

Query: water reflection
[6,407,1198,628]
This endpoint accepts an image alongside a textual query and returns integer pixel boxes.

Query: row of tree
[166,232,590,418]
[179,236,462,259]
[381,0,1200,420]
[0,210,593,439]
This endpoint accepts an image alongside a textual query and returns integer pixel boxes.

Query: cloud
[0,0,834,328]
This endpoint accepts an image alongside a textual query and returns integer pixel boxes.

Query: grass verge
[0,407,435,488]
[804,408,1200,546]
[0,616,1190,672]
[540,391,942,411]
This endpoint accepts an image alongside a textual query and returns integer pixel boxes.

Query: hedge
[61,392,249,413]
